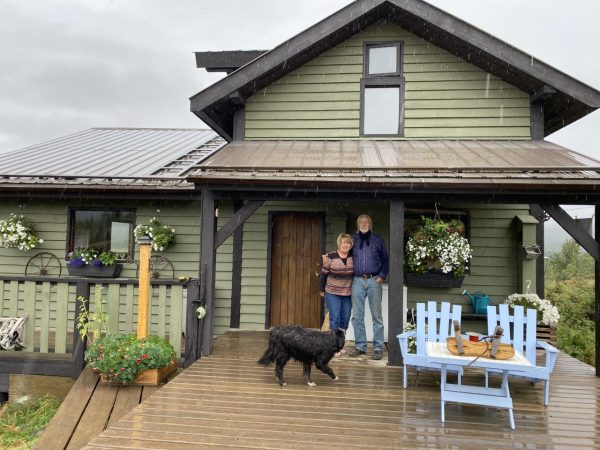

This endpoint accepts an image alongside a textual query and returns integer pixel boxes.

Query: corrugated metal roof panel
[0,128,225,178]
[190,140,600,188]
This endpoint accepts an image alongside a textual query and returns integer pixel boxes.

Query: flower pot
[404,271,465,288]
[67,263,122,278]
[536,323,557,347]
[100,359,177,386]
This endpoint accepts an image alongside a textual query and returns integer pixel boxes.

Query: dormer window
[360,41,405,136]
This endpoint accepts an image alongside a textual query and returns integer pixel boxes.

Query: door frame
[265,210,326,328]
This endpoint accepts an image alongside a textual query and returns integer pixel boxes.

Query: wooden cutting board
[446,337,515,360]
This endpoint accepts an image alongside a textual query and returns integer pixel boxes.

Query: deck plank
[34,367,99,450]
[82,330,600,449]
[107,386,142,428]
[67,383,119,450]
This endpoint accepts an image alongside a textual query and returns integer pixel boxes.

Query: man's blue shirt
[351,232,389,279]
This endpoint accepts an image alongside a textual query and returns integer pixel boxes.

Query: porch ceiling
[189,140,600,190]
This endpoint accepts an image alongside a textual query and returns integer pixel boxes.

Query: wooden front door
[269,213,323,328]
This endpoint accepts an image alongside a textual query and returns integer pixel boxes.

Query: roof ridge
[91,127,213,132]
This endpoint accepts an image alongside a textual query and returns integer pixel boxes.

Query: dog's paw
[333,376,339,381]
[282,382,287,387]
[307,381,317,387]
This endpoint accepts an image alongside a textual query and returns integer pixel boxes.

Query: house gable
[245,21,531,140]
[191,0,600,141]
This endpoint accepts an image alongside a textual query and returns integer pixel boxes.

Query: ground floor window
[67,208,136,259]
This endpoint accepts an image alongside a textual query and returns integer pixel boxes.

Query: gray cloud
[1,0,599,164]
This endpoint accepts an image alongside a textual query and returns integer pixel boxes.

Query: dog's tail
[257,341,276,366]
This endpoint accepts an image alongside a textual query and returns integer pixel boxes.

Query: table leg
[501,370,515,430]
[441,364,447,423]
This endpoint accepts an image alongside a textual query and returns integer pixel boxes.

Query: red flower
[136,358,142,364]
[142,354,148,359]
[120,367,125,371]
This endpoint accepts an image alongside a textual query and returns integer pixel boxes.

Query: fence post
[72,281,90,377]
[183,280,201,368]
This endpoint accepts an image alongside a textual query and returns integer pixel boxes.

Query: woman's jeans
[324,293,352,330]
[351,277,384,351]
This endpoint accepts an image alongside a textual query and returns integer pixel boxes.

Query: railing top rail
[0,275,197,286]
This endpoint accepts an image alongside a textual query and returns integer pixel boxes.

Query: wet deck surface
[73,330,600,449]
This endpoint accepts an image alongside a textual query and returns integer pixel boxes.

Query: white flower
[0,214,42,251]
[506,293,560,327]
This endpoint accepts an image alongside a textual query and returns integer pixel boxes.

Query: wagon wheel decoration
[25,252,62,277]
[135,255,175,279]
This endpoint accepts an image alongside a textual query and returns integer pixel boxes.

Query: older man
[348,214,389,360]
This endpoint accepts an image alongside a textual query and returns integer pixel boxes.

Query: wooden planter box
[405,271,465,288]
[67,263,122,278]
[536,324,557,347]
[100,360,177,386]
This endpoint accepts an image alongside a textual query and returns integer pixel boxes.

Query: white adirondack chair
[486,304,559,406]
[397,301,463,389]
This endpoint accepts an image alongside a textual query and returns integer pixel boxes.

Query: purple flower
[68,256,85,267]
[92,258,102,267]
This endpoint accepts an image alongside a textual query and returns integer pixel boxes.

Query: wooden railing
[0,275,199,377]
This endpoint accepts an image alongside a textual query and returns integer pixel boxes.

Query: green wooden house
[2,0,600,373]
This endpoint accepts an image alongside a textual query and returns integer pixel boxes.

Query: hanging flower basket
[405,270,465,288]
[404,216,472,288]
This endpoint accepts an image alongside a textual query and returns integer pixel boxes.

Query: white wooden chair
[397,301,463,389]
[0,315,27,350]
[486,304,559,406]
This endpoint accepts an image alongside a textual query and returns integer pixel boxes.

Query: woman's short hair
[337,233,354,248]
[356,214,373,230]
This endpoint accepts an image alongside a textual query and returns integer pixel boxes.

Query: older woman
[320,233,354,331]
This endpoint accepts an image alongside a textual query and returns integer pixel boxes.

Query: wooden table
[426,341,533,430]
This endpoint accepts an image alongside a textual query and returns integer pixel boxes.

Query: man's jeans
[351,276,384,352]
[324,293,352,330]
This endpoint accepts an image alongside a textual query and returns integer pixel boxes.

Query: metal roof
[190,0,600,140]
[0,128,226,190]
[190,140,600,189]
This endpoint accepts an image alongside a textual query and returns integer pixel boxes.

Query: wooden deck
[69,330,600,449]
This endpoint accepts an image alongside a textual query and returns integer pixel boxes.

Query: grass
[0,395,60,449]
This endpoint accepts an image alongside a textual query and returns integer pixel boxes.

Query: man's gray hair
[356,214,373,231]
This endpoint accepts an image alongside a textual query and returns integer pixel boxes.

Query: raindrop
[499,105,504,125]
[484,73,490,99]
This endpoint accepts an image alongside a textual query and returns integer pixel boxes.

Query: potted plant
[505,292,560,346]
[134,217,175,252]
[0,213,43,251]
[404,216,472,288]
[76,295,177,385]
[67,248,122,277]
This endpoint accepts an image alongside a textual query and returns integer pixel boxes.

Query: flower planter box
[67,264,122,278]
[404,271,465,288]
[536,324,557,347]
[100,359,177,386]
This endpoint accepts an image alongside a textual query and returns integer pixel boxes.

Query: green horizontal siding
[0,199,201,279]
[245,20,530,140]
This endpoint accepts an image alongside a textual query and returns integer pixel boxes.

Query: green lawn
[0,395,60,449]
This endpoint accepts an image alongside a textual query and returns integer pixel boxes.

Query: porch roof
[0,128,226,191]
[189,139,600,190]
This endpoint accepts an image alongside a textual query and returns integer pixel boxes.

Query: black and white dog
[258,325,345,386]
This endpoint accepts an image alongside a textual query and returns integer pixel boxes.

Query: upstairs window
[361,41,404,136]
[67,208,136,259]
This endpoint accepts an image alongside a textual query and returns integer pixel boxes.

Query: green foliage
[85,334,176,384]
[0,395,60,449]
[68,248,118,267]
[545,239,595,366]
[546,239,594,283]
[75,293,109,344]
[0,213,43,251]
[405,216,472,277]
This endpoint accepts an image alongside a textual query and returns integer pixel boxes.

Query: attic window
[360,41,405,137]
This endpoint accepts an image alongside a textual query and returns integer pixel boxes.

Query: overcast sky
[2,0,600,166]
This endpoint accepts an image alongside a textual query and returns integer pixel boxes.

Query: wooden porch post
[200,189,217,356]
[388,200,405,366]
[596,205,600,377]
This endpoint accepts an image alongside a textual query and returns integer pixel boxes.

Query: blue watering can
[462,289,492,315]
